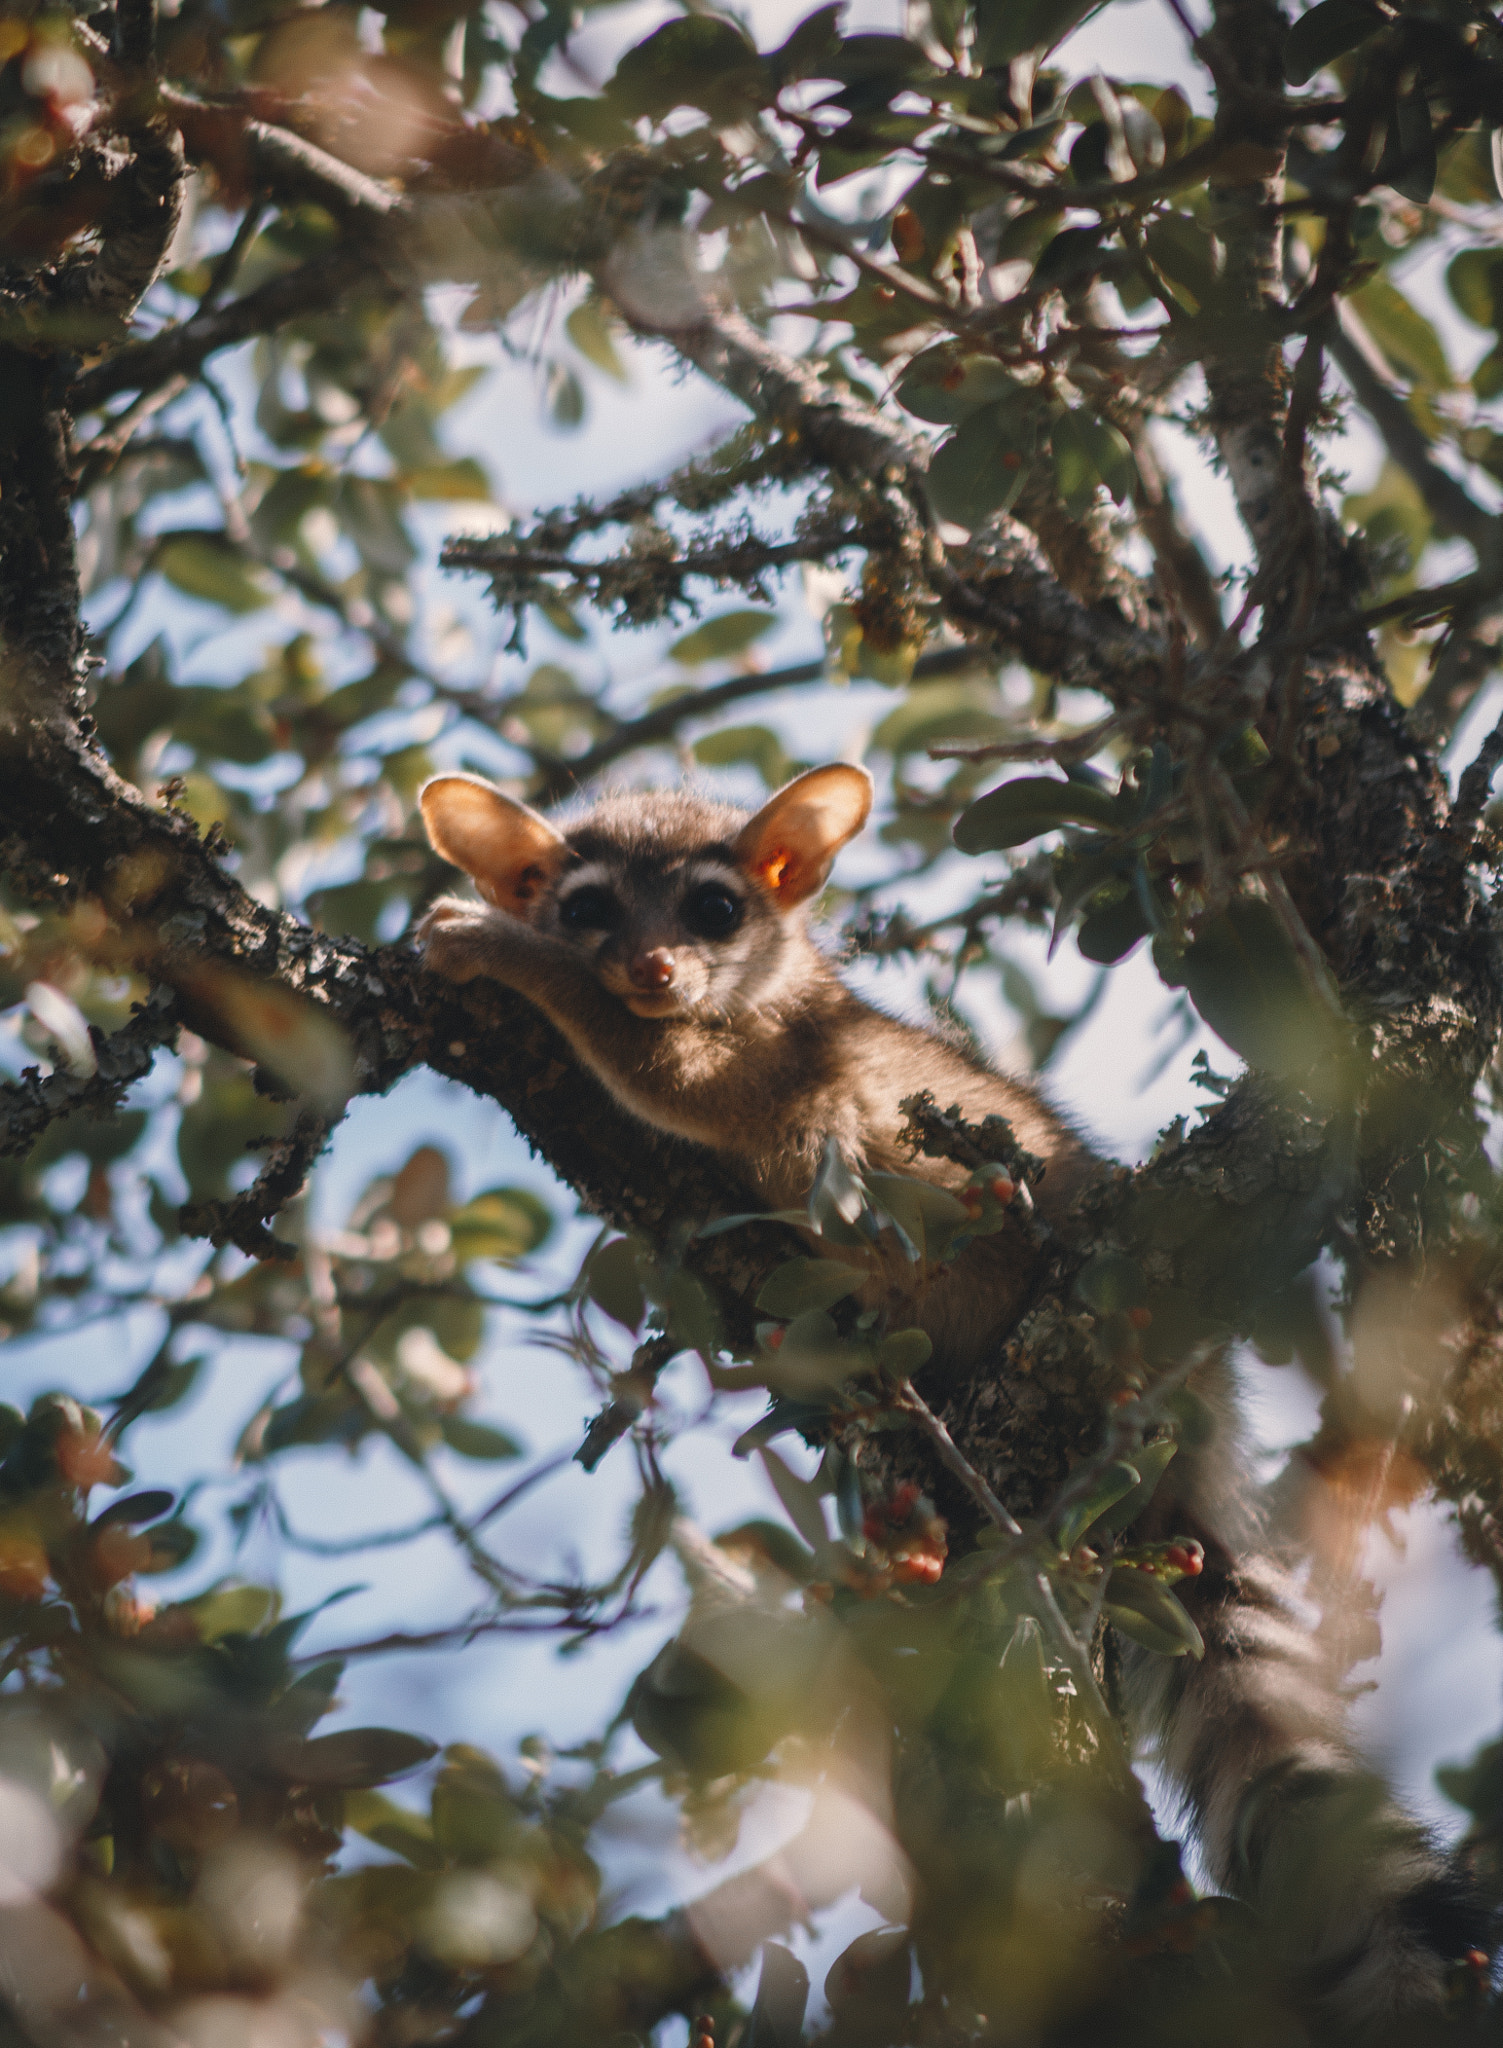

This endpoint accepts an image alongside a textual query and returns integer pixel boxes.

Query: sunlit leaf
[670,610,777,665]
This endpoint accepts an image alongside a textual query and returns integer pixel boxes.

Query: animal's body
[417,762,1486,2033]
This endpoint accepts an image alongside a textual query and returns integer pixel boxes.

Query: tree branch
[69,244,388,412]
[0,985,179,1156]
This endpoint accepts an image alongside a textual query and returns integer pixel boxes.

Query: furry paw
[414,896,497,984]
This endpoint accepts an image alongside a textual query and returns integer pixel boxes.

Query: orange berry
[765,1328,785,1350]
[989,1177,1015,1204]
[1127,1305,1153,1330]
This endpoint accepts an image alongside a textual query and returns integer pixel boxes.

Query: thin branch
[0,985,179,1157]
[70,245,385,412]
[898,1382,1128,1774]
[529,643,986,803]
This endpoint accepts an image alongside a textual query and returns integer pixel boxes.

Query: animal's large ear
[733,764,873,909]
[419,774,568,918]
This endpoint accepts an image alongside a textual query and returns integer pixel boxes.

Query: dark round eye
[681,882,743,940]
[559,885,620,932]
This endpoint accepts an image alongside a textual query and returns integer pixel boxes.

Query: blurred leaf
[1153,898,1336,1072]
[449,1187,552,1263]
[955,774,1120,852]
[973,0,1101,65]
[1051,409,1135,513]
[181,968,354,1112]
[695,723,791,787]
[745,1942,810,2048]
[1351,279,1450,391]
[156,535,274,613]
[272,1727,439,1787]
[609,16,768,119]
[756,1257,866,1318]
[925,401,1035,528]
[1076,1250,1147,1314]
[1105,1567,1204,1657]
[566,299,628,381]
[182,1581,280,1642]
[670,610,777,665]
[401,458,492,501]
[586,1236,647,1333]
[1283,0,1383,86]
[439,1417,523,1461]
[1031,225,1106,292]
[895,350,1019,424]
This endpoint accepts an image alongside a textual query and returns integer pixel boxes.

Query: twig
[71,245,385,412]
[897,1383,1125,1767]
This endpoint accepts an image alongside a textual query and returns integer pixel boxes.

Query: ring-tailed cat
[416,762,1487,2033]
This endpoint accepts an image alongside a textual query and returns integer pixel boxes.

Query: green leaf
[670,610,777,665]
[1377,84,1436,204]
[1094,1438,1179,1538]
[448,1188,552,1264]
[271,1727,439,1787]
[1075,1251,1147,1315]
[1105,1568,1204,1657]
[1350,278,1450,391]
[345,1788,443,1869]
[925,401,1036,529]
[1283,0,1384,86]
[1057,1462,1142,1553]
[566,299,627,381]
[1448,248,1503,329]
[768,4,844,85]
[874,1327,933,1379]
[586,1236,646,1333]
[954,774,1120,853]
[1076,885,1150,963]
[157,535,274,614]
[694,723,792,788]
[439,1417,524,1461]
[401,459,492,501]
[895,350,1019,424]
[1051,410,1135,514]
[973,0,1101,66]
[182,1581,280,1642]
[1153,897,1338,1072]
[756,1257,866,1318]
[1030,225,1106,293]
[609,16,769,120]
[862,1171,971,1261]
[1143,214,1224,312]
[760,1446,831,1552]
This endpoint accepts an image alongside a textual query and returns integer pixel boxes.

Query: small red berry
[765,1328,785,1350]
[989,1177,1015,1204]
[1127,1305,1153,1330]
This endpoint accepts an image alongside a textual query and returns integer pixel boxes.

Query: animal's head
[418,764,873,1018]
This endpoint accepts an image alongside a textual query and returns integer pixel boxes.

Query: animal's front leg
[415,897,511,985]
[414,897,673,1107]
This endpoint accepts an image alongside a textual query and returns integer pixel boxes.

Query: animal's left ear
[733,764,873,909]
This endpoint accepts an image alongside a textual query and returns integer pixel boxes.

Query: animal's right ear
[419,775,568,918]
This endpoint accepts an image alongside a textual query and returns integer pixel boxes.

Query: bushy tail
[1122,1406,1490,2034]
